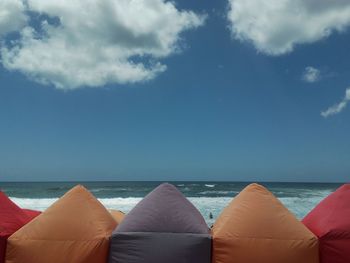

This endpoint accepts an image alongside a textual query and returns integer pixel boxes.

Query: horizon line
[0,180,346,184]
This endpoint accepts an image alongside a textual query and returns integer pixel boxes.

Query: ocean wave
[198,190,238,195]
[9,197,142,214]
[279,195,329,219]
[10,192,331,226]
[205,184,215,188]
[10,198,59,211]
[90,188,129,193]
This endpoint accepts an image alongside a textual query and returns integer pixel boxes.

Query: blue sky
[0,0,350,182]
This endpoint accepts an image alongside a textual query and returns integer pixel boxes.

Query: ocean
[0,181,341,225]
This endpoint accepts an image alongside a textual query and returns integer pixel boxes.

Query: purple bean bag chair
[108,183,211,263]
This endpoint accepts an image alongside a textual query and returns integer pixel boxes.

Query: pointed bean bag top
[213,183,315,240]
[212,183,318,263]
[116,183,209,234]
[6,185,117,263]
[0,192,36,238]
[0,192,40,263]
[303,184,350,239]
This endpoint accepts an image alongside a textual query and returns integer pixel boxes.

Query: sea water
[0,181,341,226]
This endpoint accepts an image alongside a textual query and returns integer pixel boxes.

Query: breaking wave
[10,190,331,226]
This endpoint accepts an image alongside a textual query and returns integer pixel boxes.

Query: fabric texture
[6,185,117,263]
[116,183,209,234]
[109,210,125,225]
[109,183,211,263]
[22,209,41,219]
[110,232,211,263]
[212,183,319,263]
[303,184,350,263]
[0,192,40,263]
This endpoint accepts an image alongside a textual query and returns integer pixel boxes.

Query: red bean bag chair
[0,192,40,263]
[303,184,350,263]
[23,209,41,218]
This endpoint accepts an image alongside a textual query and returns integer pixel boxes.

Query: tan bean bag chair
[109,210,125,225]
[212,183,319,263]
[6,185,117,263]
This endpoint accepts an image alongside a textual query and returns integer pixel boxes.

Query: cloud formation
[321,88,350,117]
[303,66,321,83]
[0,0,27,35]
[227,0,350,55]
[0,0,205,89]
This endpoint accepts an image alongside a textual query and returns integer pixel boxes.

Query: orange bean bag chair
[303,184,350,263]
[6,185,117,263]
[109,210,125,225]
[212,183,319,263]
[0,192,40,263]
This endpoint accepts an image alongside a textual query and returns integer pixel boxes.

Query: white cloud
[321,88,350,117]
[302,66,321,83]
[228,0,350,55]
[0,0,206,89]
[0,0,27,35]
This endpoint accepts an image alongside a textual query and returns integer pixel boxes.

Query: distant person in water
[209,212,214,228]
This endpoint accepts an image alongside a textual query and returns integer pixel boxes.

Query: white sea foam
[10,197,142,215]
[10,189,332,226]
[205,184,215,188]
[279,194,329,219]
[198,190,238,195]
[10,198,59,212]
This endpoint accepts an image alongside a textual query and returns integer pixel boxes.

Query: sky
[0,0,350,182]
